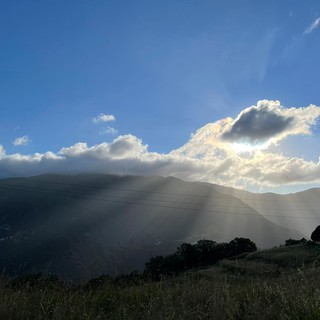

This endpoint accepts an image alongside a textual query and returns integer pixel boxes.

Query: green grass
[2,243,320,319]
[246,242,320,268]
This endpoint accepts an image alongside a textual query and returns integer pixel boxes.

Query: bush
[285,238,307,246]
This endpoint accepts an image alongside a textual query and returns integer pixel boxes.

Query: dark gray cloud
[221,106,294,145]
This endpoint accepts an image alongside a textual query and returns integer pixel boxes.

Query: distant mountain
[0,174,303,281]
[210,184,320,238]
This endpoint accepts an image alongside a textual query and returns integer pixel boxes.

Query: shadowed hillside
[0,174,303,281]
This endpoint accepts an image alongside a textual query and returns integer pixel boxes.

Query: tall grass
[1,260,320,319]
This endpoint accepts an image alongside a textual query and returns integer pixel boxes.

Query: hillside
[1,243,320,319]
[211,184,320,237]
[0,174,303,281]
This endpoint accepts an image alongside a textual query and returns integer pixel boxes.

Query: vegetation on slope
[1,240,320,319]
[144,237,257,279]
[0,174,304,281]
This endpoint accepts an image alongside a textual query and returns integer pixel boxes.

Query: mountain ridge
[209,182,320,237]
[0,173,305,281]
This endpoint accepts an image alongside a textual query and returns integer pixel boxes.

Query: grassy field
[2,243,320,319]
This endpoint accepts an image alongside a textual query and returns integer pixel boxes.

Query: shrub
[284,238,307,246]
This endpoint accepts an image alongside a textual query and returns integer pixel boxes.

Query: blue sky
[1,1,320,192]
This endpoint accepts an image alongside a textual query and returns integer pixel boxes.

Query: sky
[0,0,320,193]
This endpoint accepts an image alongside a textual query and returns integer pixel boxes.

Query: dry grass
[1,265,320,319]
[2,244,320,319]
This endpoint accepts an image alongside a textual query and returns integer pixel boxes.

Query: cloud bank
[1,100,320,190]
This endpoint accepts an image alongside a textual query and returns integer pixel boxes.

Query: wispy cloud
[100,127,118,135]
[12,135,31,146]
[92,113,116,123]
[304,17,320,34]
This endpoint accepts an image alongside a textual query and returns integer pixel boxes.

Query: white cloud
[59,135,147,160]
[1,101,320,190]
[100,127,118,135]
[12,135,31,146]
[172,100,320,158]
[305,17,320,34]
[92,113,116,123]
[0,145,5,156]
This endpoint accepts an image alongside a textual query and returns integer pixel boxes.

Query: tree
[195,240,220,265]
[226,237,257,257]
[144,256,165,279]
[176,243,199,269]
[311,226,320,242]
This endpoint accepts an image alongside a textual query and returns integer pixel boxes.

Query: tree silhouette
[226,237,257,257]
[144,237,257,279]
[195,240,222,265]
[177,243,199,268]
[311,226,320,242]
[144,256,165,279]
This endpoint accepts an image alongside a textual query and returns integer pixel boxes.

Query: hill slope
[1,243,320,319]
[211,184,320,237]
[0,174,303,281]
